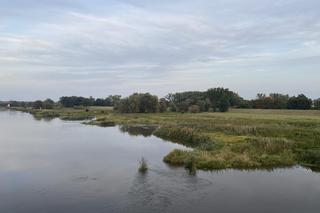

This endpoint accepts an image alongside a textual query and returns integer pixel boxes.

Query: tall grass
[154,125,222,151]
[138,157,148,174]
[184,155,197,175]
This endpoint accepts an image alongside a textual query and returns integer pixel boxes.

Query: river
[0,110,319,213]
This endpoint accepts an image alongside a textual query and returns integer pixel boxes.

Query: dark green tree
[159,98,168,112]
[287,94,312,110]
[33,100,43,109]
[42,99,55,109]
[117,93,159,113]
[206,87,237,112]
[313,99,320,110]
[95,98,107,106]
[218,95,230,112]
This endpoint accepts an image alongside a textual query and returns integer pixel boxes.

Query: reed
[138,157,148,174]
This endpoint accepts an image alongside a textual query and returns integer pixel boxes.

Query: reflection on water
[304,164,320,173]
[125,168,213,213]
[0,110,320,213]
[33,116,56,122]
[119,125,158,137]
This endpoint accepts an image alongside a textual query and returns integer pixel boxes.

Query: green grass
[14,107,320,171]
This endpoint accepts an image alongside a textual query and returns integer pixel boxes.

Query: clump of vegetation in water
[164,136,296,171]
[138,157,148,174]
[184,155,197,175]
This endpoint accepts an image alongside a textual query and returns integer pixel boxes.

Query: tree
[33,100,43,109]
[164,88,239,113]
[314,99,320,110]
[95,98,107,106]
[159,98,168,112]
[206,87,235,112]
[139,93,159,113]
[59,96,96,107]
[287,94,312,110]
[168,91,206,112]
[257,93,266,100]
[117,93,159,113]
[117,98,131,113]
[269,93,289,109]
[128,93,140,113]
[218,95,230,112]
[252,93,289,109]
[42,99,55,109]
[188,105,200,113]
[106,95,121,107]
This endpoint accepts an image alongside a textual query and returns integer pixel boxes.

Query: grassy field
[13,107,320,171]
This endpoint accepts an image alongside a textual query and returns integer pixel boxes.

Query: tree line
[164,88,242,113]
[0,99,56,109]
[59,95,121,107]
[0,95,121,109]
[1,88,319,112]
[244,93,316,110]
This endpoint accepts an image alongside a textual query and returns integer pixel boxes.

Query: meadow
[15,107,320,171]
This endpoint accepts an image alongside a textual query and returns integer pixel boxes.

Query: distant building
[7,103,11,108]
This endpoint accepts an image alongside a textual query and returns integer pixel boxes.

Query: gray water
[0,110,320,213]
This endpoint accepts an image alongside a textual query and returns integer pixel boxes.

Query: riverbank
[12,107,320,171]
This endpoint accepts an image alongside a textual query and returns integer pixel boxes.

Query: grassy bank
[13,107,320,171]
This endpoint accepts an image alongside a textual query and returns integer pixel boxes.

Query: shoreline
[10,107,320,172]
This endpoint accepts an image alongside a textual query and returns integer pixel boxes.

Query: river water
[0,110,319,213]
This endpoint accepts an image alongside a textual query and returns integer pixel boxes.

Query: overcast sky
[0,0,319,100]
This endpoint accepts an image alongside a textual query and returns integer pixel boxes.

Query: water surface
[0,110,319,213]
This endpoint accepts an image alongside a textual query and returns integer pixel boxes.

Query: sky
[0,0,319,101]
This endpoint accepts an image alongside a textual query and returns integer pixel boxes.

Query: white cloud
[0,0,319,100]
